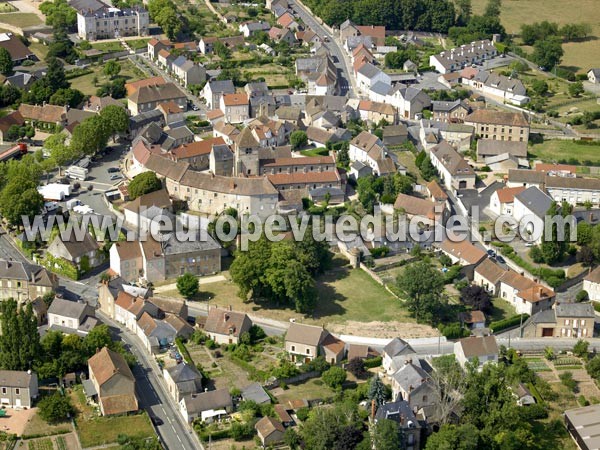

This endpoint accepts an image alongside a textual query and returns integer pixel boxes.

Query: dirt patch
[3,408,37,436]
[327,320,438,339]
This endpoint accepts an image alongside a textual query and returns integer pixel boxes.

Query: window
[291,345,295,352]
[306,348,311,355]
[15,389,19,395]
[1,388,5,394]
[565,319,570,326]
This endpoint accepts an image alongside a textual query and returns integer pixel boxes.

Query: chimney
[229,304,232,311]
[224,313,229,322]
[371,399,376,420]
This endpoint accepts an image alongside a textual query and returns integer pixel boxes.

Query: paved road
[99,312,202,450]
[288,0,355,97]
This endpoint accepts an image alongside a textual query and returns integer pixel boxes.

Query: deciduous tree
[176,272,199,299]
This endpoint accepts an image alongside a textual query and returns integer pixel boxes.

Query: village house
[204,307,252,345]
[476,139,528,169]
[219,93,249,124]
[545,176,600,207]
[122,188,172,231]
[239,20,270,37]
[523,303,595,338]
[382,338,417,374]
[431,100,469,123]
[489,186,526,216]
[388,86,431,120]
[429,40,498,74]
[587,68,600,84]
[473,258,507,295]
[87,347,138,416]
[0,33,35,64]
[127,82,187,116]
[170,137,228,170]
[47,232,102,271]
[512,186,554,244]
[136,311,186,354]
[47,298,98,335]
[390,361,436,414]
[464,109,530,142]
[0,370,38,409]
[356,62,391,92]
[374,400,423,450]
[76,5,149,40]
[465,70,529,106]
[285,323,345,364]
[0,259,57,302]
[356,100,397,124]
[114,292,158,331]
[498,271,555,315]
[506,169,545,189]
[394,193,447,228]
[382,124,408,147]
[255,416,286,447]
[349,131,397,176]
[147,38,170,60]
[459,310,486,329]
[201,80,236,110]
[295,53,338,95]
[179,388,232,423]
[583,266,600,302]
[164,363,203,402]
[454,335,499,369]
[0,111,25,143]
[438,238,487,268]
[171,58,206,87]
[429,141,476,191]
[18,104,67,130]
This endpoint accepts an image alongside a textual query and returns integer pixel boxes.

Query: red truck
[0,143,27,163]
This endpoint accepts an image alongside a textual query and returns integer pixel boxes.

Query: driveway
[415,72,449,91]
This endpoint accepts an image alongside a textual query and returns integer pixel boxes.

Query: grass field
[489,298,517,323]
[276,378,336,404]
[471,0,600,71]
[125,38,150,50]
[69,59,146,96]
[0,13,41,28]
[300,147,329,157]
[528,140,600,164]
[90,41,124,53]
[23,412,72,437]
[165,261,409,326]
[242,64,293,87]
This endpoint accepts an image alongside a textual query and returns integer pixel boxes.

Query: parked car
[151,416,164,426]
[107,167,120,173]
[110,174,122,180]
[496,255,506,264]
[487,249,496,257]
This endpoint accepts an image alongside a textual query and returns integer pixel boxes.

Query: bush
[322,366,347,389]
[370,246,390,258]
[296,406,310,421]
[439,322,470,339]
[573,339,590,358]
[576,290,589,302]
[519,403,548,420]
[363,356,382,368]
[579,395,590,406]
[490,314,529,333]
[206,339,217,349]
[559,371,578,392]
[38,393,74,424]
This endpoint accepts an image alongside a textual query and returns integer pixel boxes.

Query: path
[11,0,46,21]
[153,274,226,293]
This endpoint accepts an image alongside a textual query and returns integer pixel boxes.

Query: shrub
[519,403,548,420]
[544,347,554,361]
[439,323,470,339]
[206,339,217,349]
[560,371,578,392]
[576,290,589,302]
[296,406,310,421]
[490,314,529,332]
[573,339,590,358]
[322,366,346,389]
[363,356,382,368]
[370,246,390,258]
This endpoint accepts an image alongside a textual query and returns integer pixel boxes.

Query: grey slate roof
[357,62,380,79]
[432,99,462,112]
[0,370,36,388]
[162,232,221,254]
[182,388,232,414]
[514,186,553,218]
[48,298,94,320]
[206,80,235,94]
[374,400,418,427]
[530,308,556,324]
[242,382,271,404]
[370,81,391,96]
[391,362,429,393]
[383,338,415,358]
[555,303,595,318]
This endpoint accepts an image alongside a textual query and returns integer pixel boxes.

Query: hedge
[229,355,269,382]
[363,356,382,368]
[594,302,600,313]
[198,429,231,441]
[41,254,79,280]
[439,323,470,339]
[175,338,193,365]
[490,314,529,333]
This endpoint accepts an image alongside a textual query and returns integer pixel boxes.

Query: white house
[498,271,555,316]
[387,86,431,120]
[512,186,553,244]
[356,62,391,92]
[429,141,476,191]
[583,266,600,302]
[454,336,498,370]
[489,186,526,216]
[349,131,396,176]
[47,298,97,335]
[587,68,600,84]
[382,338,417,374]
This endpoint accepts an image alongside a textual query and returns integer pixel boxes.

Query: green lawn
[90,41,124,53]
[28,41,49,61]
[76,414,155,448]
[164,261,410,326]
[300,147,329,157]
[488,298,517,323]
[528,140,600,164]
[275,378,336,404]
[69,59,146,96]
[23,412,72,438]
[471,0,600,71]
[0,13,42,28]
[394,150,426,184]
[125,38,150,50]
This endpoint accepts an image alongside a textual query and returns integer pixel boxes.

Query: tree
[103,59,121,79]
[577,246,595,266]
[290,130,308,149]
[70,115,110,156]
[425,424,480,449]
[39,0,77,30]
[568,81,584,97]
[573,339,589,358]
[540,202,567,264]
[531,79,549,96]
[460,285,492,313]
[373,419,402,450]
[322,366,346,389]
[155,7,181,40]
[346,357,368,379]
[128,171,163,200]
[419,155,438,181]
[587,355,600,379]
[283,428,300,450]
[5,125,20,142]
[576,290,589,302]
[532,37,564,70]
[455,0,472,25]
[0,177,44,226]
[46,57,70,91]
[0,48,13,76]
[46,133,78,175]
[176,272,199,299]
[396,261,445,323]
[368,375,387,407]
[0,300,41,371]
[483,0,501,17]
[213,41,231,60]
[99,105,129,141]
[49,88,84,107]
[38,393,74,423]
